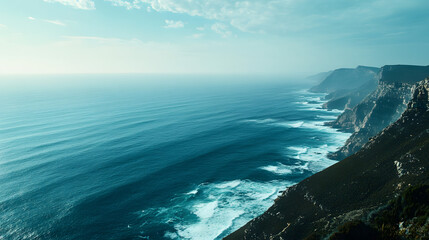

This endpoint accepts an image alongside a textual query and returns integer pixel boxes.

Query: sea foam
[138,90,350,240]
[139,180,291,240]
[242,119,277,124]
[259,164,293,175]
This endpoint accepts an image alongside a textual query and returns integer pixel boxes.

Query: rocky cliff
[329,184,429,240]
[225,79,429,240]
[310,66,379,93]
[310,66,380,111]
[322,78,378,110]
[305,71,333,84]
[328,65,429,160]
[310,66,380,93]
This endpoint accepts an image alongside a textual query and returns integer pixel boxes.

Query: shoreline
[225,78,429,240]
[140,87,353,240]
[170,89,352,240]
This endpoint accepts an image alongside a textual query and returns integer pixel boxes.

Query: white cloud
[190,33,204,39]
[106,0,141,10]
[164,20,184,29]
[0,24,6,29]
[211,23,232,38]
[196,27,205,31]
[138,0,289,33]
[136,0,429,35]
[40,0,429,37]
[43,0,95,10]
[28,17,66,26]
[43,20,66,26]
[62,36,132,43]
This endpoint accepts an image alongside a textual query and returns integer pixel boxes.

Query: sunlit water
[0,75,350,240]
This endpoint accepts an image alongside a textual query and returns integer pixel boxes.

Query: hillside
[329,65,429,159]
[322,78,378,110]
[310,66,379,93]
[225,79,429,240]
[310,66,380,111]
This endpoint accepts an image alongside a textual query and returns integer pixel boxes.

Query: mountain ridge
[328,65,429,159]
[225,77,429,240]
[310,66,379,94]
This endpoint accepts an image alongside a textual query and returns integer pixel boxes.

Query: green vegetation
[330,185,429,240]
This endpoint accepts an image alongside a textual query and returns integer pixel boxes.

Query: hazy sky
[0,0,428,75]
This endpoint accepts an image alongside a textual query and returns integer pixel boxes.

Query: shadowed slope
[225,79,429,240]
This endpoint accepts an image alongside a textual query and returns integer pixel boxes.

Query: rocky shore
[225,66,429,240]
[328,65,429,159]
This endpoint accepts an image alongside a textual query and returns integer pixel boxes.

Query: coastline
[159,88,352,240]
[0,82,355,240]
[295,90,351,168]
[225,77,429,240]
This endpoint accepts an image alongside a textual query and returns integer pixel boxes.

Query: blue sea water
[0,75,350,240]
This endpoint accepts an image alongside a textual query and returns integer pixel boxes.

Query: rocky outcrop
[322,78,378,110]
[310,66,379,93]
[225,79,429,240]
[328,65,429,160]
[305,71,333,84]
[329,185,429,240]
[309,66,380,111]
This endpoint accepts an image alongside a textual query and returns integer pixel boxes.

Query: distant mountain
[329,65,429,159]
[309,66,380,111]
[322,78,378,110]
[310,66,379,93]
[225,78,429,240]
[329,184,429,240]
[305,71,333,84]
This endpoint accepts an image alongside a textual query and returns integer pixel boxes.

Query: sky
[0,0,428,75]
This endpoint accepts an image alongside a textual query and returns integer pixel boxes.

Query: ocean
[0,75,350,240]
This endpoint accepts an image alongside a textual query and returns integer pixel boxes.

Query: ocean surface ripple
[0,76,350,240]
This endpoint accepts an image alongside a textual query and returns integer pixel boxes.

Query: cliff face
[322,78,378,110]
[330,185,429,240]
[310,66,379,93]
[328,65,429,160]
[305,71,333,84]
[225,79,429,240]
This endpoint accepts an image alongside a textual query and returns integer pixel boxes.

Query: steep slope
[329,65,429,159]
[225,79,429,240]
[329,185,429,240]
[305,71,333,84]
[322,78,378,110]
[310,66,379,93]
